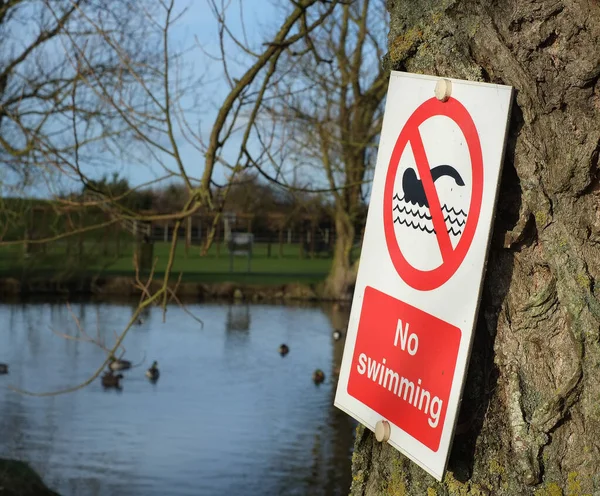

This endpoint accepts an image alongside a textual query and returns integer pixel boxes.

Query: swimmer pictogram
[393,164,467,237]
[401,166,464,208]
[383,97,484,291]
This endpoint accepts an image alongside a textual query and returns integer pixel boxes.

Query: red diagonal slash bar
[409,129,453,262]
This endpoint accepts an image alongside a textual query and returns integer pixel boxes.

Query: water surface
[0,300,355,496]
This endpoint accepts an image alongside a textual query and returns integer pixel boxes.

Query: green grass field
[0,240,340,285]
[0,198,365,285]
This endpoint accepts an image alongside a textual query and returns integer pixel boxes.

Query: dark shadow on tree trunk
[322,303,359,495]
[449,103,525,480]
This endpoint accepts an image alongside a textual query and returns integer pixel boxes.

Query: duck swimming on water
[0,363,8,375]
[109,357,132,371]
[279,344,289,356]
[146,361,160,382]
[312,369,325,385]
[101,371,123,389]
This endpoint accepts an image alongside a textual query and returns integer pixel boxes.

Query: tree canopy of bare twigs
[256,0,390,298]
[0,0,160,191]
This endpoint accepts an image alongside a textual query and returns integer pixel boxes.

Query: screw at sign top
[375,420,391,443]
[435,78,452,102]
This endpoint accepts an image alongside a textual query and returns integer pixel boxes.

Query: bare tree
[0,0,170,277]
[258,0,389,299]
[0,0,159,189]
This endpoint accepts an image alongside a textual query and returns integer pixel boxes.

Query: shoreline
[0,275,350,303]
[0,458,60,496]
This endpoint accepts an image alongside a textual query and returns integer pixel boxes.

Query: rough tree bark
[349,0,600,494]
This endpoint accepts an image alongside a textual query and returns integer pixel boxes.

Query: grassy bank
[0,241,335,286]
[0,275,339,303]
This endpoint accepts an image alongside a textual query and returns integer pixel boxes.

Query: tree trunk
[324,209,357,299]
[349,0,600,494]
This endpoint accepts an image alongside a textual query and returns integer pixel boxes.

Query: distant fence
[0,204,364,264]
[143,225,359,259]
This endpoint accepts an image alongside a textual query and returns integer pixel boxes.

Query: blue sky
[7,0,287,198]
[113,0,285,192]
[8,0,383,200]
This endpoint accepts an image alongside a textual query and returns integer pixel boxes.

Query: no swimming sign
[334,72,513,480]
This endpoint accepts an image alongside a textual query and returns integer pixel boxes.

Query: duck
[146,361,160,382]
[312,369,325,385]
[279,344,289,356]
[0,363,8,375]
[101,371,123,389]
[332,329,344,341]
[109,357,132,371]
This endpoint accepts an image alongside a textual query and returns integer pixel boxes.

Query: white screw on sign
[435,78,452,102]
[375,420,391,442]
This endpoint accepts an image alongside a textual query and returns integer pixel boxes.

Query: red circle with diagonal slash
[383,97,483,291]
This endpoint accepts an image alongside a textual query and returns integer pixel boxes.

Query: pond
[0,299,356,496]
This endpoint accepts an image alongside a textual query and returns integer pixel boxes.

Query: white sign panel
[334,71,513,480]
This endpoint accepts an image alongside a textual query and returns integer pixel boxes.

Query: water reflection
[0,300,354,496]
[321,303,357,495]
[226,303,251,332]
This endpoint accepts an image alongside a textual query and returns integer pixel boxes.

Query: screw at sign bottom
[375,420,391,443]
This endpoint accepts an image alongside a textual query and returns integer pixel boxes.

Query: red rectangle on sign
[347,286,461,452]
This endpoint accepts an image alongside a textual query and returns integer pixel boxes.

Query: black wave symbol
[394,217,435,233]
[442,204,467,217]
[393,193,466,236]
[393,205,466,226]
[394,204,432,220]
[444,215,465,227]
[402,165,465,208]
[394,192,467,219]
[394,217,464,236]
